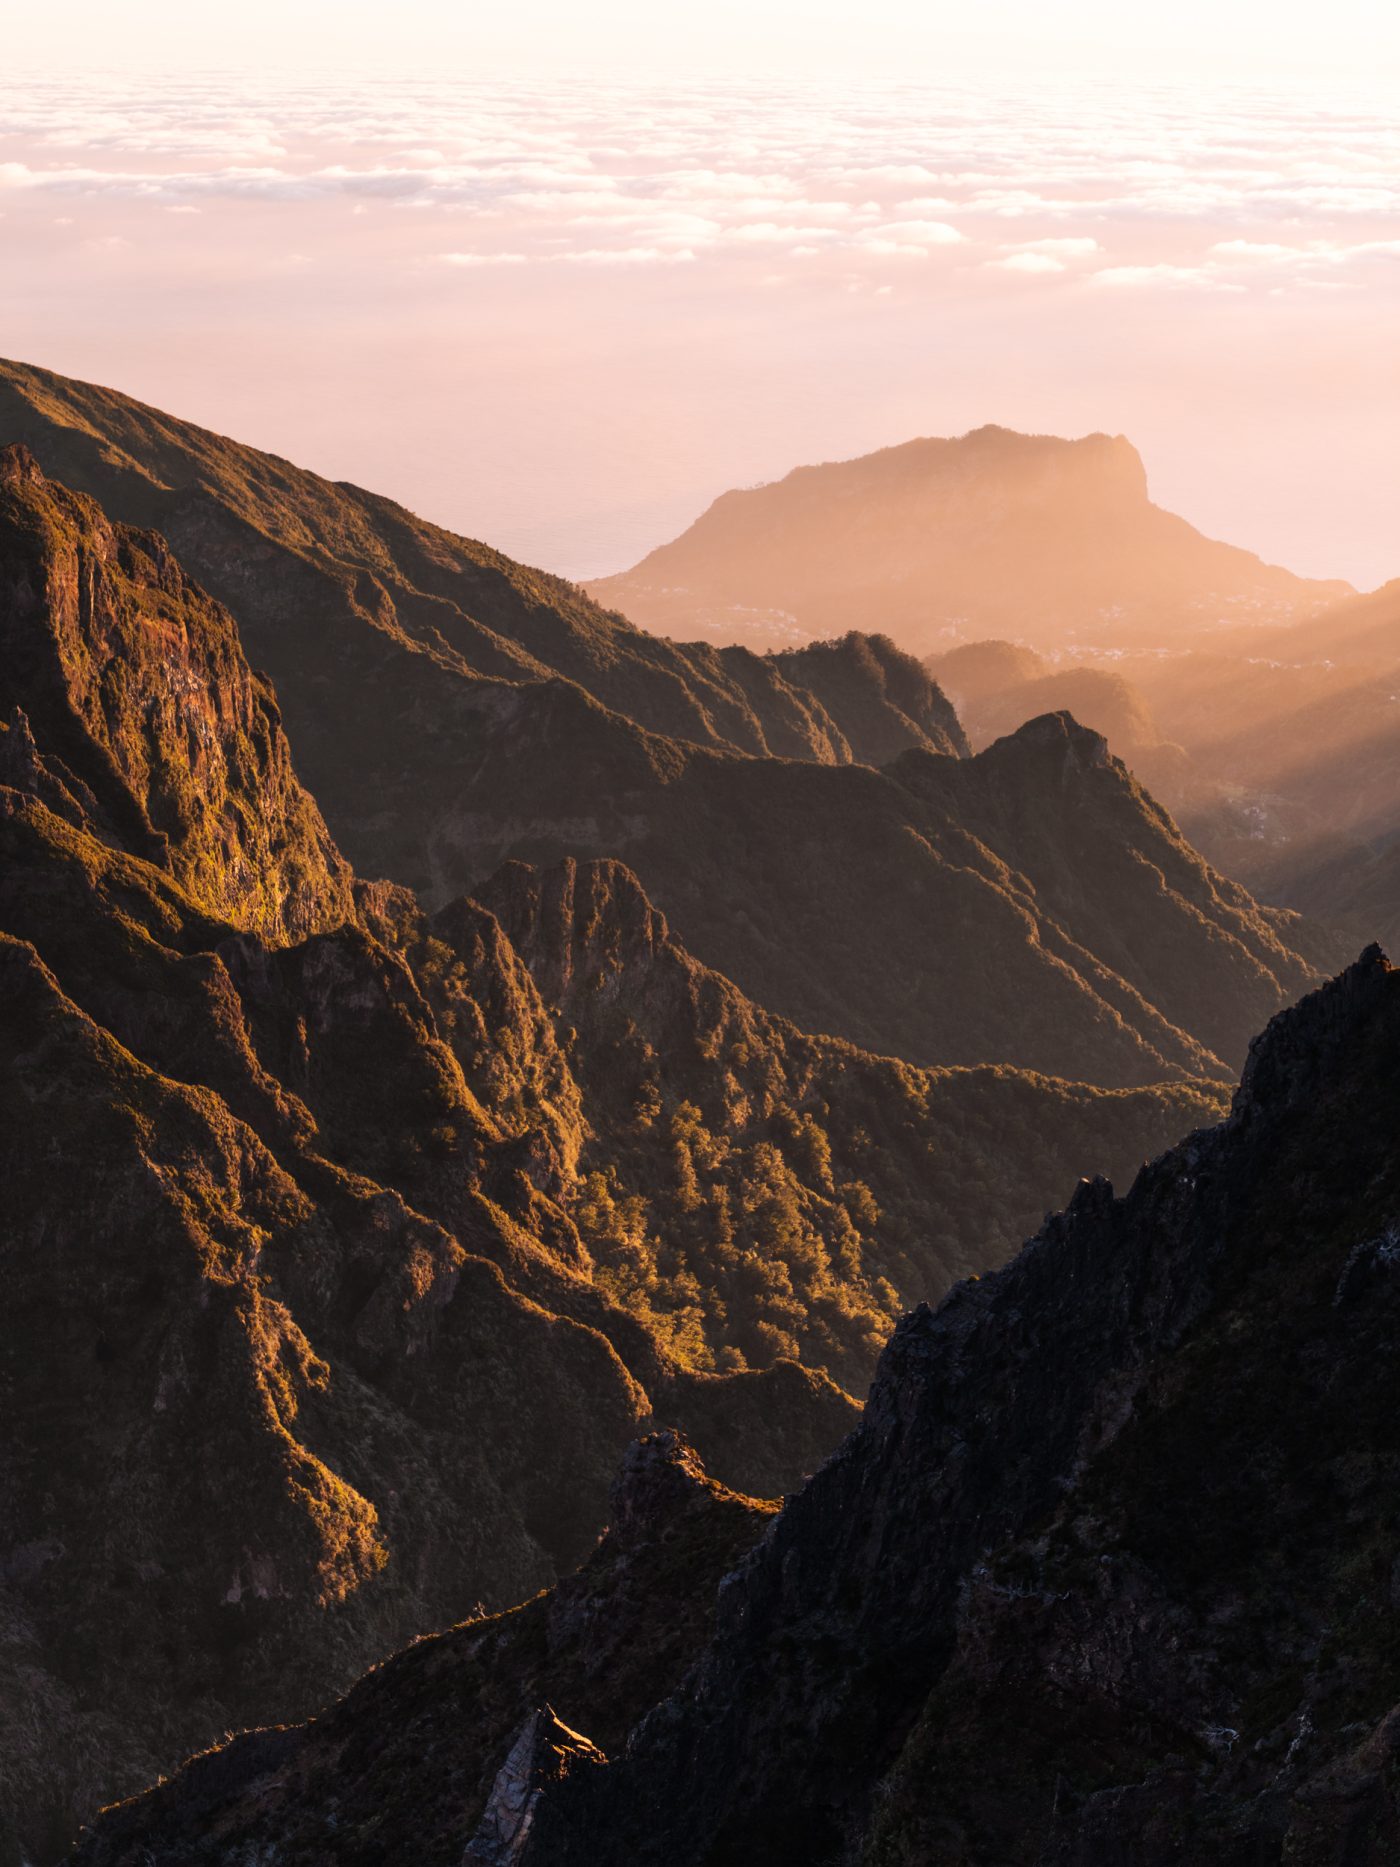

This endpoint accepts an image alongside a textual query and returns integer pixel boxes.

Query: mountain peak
[607,1430,726,1548]
[957,422,1146,486]
[1234,939,1392,1123]
[991,707,1114,768]
[591,424,1346,656]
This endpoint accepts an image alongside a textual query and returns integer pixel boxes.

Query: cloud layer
[1,74,1396,584]
[4,74,1400,285]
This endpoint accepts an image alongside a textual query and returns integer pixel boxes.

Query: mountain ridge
[0,356,967,770]
[0,363,1347,1095]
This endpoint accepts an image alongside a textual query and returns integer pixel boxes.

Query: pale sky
[3,22,1399,588]
[10,1,1400,77]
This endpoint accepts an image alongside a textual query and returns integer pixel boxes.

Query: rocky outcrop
[0,444,354,941]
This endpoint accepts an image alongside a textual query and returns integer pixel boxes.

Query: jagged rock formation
[0,454,1224,1863]
[76,1432,772,1865]
[88,949,1400,1863]
[463,1709,607,1865]
[588,425,1348,654]
[0,360,1341,1092]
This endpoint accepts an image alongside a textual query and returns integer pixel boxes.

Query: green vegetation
[472,856,1228,1389]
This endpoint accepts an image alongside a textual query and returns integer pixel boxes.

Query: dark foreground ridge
[76,947,1400,1863]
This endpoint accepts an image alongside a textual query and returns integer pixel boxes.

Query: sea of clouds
[2,75,1396,581]
[5,75,1399,284]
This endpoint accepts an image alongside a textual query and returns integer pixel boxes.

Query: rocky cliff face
[0,443,354,941]
[0,456,1223,1864]
[92,948,1400,1863]
[0,450,651,1862]
[588,424,1349,655]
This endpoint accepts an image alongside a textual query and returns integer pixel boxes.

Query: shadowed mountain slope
[311,682,1334,1089]
[496,711,1334,1087]
[883,715,1342,1069]
[0,453,1221,1864]
[1270,837,1400,962]
[589,425,1348,655]
[82,949,1400,1865]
